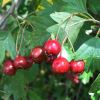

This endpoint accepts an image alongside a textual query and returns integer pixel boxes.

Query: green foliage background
[0,0,100,100]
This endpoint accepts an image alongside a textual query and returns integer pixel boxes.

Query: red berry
[70,60,85,73]
[30,46,45,63]
[72,74,79,84]
[13,55,27,69]
[44,40,61,55]
[52,57,69,74]
[66,73,79,84]
[24,56,34,69]
[3,60,16,76]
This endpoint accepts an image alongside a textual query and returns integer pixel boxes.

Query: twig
[56,23,61,40]
[0,4,15,27]
[0,0,22,29]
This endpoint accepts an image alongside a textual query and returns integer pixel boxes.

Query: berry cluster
[3,39,85,83]
[3,56,34,76]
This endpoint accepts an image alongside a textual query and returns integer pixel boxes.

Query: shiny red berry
[24,56,34,69]
[13,55,27,69]
[30,46,45,63]
[52,57,69,74]
[3,60,16,76]
[70,60,85,73]
[44,40,61,55]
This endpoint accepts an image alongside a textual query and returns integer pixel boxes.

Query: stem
[26,11,36,18]
[86,13,95,20]
[87,19,100,24]
[68,36,75,53]
[96,28,100,37]
[73,12,100,24]
[56,15,73,40]
[61,15,75,53]
[17,25,27,55]
[61,36,68,46]
[25,20,34,31]
[15,17,22,55]
[16,28,21,55]
[60,18,100,54]
[65,19,100,30]
[78,13,90,19]
[56,23,62,40]
[61,15,73,45]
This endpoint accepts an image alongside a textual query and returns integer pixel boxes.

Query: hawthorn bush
[0,0,100,100]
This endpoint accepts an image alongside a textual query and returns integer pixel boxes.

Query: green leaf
[3,64,39,100]
[4,71,27,100]
[0,31,16,61]
[0,30,8,40]
[88,0,100,14]
[6,16,18,32]
[61,45,74,61]
[63,0,87,13]
[50,12,71,23]
[80,71,93,84]
[75,37,100,71]
[48,12,85,44]
[4,33,16,59]
[47,24,63,43]
[24,64,39,82]
[37,0,65,17]
[28,90,42,100]
[74,22,92,50]
[0,41,5,64]
[89,74,100,94]
[26,16,54,48]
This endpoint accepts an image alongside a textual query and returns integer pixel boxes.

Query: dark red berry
[24,56,34,69]
[3,60,16,76]
[44,40,61,55]
[13,55,27,69]
[66,73,79,84]
[70,60,85,73]
[72,74,79,84]
[52,57,69,74]
[46,54,57,64]
[30,46,45,63]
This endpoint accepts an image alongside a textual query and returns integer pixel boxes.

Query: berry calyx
[44,40,61,55]
[70,60,85,73]
[13,55,27,69]
[3,60,16,76]
[46,54,57,64]
[30,46,45,63]
[52,57,69,74]
[24,56,34,69]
